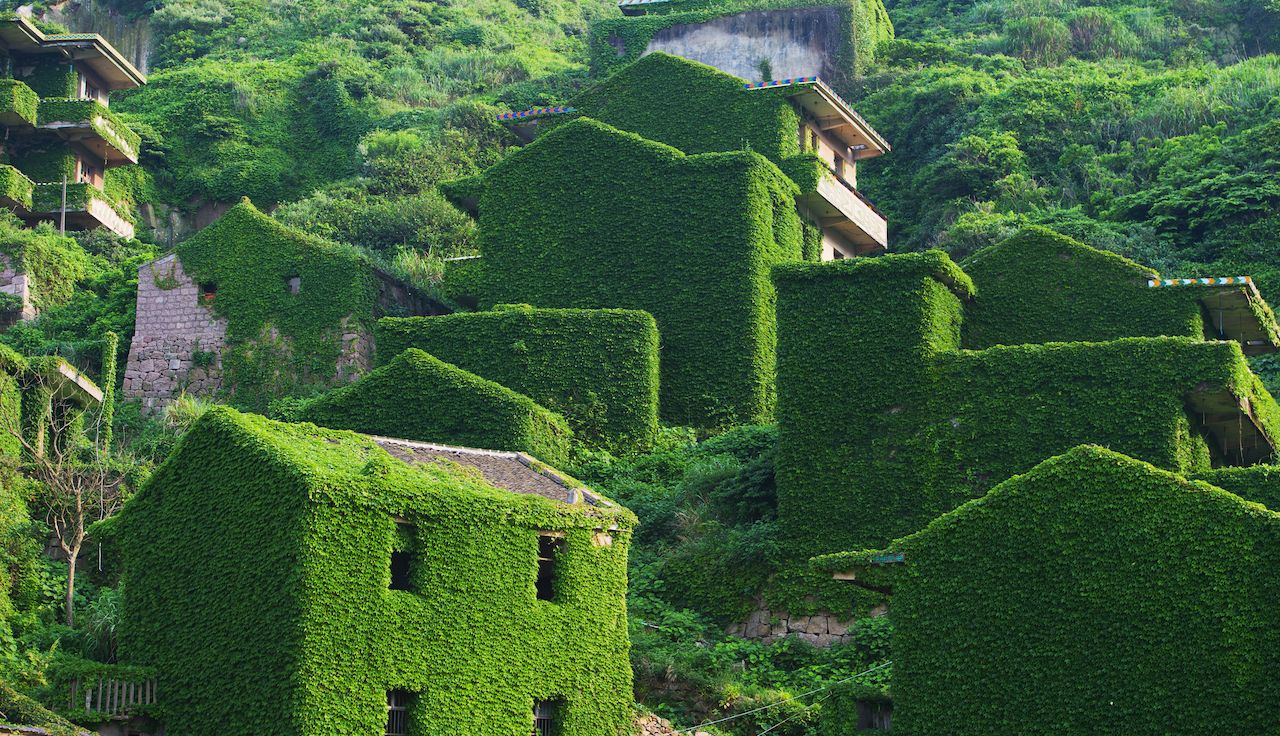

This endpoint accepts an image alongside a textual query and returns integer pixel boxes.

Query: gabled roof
[373,436,615,507]
[816,444,1280,589]
[0,16,145,90]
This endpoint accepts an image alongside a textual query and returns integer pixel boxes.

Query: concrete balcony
[796,169,888,256]
[28,182,134,238]
[0,79,38,128]
[0,164,34,211]
[38,98,141,164]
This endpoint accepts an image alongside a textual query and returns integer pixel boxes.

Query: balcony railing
[68,674,157,716]
[0,79,38,128]
[29,182,135,239]
[38,98,141,164]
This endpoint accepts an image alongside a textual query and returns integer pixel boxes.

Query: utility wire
[755,689,841,736]
[676,660,892,733]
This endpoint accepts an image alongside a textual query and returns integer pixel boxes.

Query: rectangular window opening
[856,699,892,731]
[389,520,416,592]
[286,276,301,294]
[535,535,565,602]
[200,282,217,302]
[533,698,562,736]
[386,690,412,736]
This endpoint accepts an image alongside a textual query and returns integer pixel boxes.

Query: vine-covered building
[118,407,636,736]
[0,16,143,238]
[817,446,1280,735]
[774,227,1280,559]
[122,200,442,414]
[777,228,1280,732]
[448,53,891,427]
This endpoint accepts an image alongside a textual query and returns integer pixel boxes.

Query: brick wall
[0,255,36,326]
[122,253,227,414]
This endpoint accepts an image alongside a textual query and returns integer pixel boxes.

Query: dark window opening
[389,551,411,590]
[389,520,415,591]
[535,535,565,601]
[199,282,217,302]
[286,276,301,294]
[386,690,411,736]
[533,699,561,736]
[857,700,892,731]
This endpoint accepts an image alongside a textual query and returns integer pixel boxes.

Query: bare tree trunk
[65,548,77,627]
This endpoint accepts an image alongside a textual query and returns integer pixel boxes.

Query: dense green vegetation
[376,305,661,454]
[295,347,575,466]
[120,406,636,736]
[0,0,1278,732]
[816,446,1280,735]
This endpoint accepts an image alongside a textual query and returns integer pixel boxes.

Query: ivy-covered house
[118,407,635,736]
[122,200,444,414]
[815,446,1280,735]
[491,52,891,259]
[447,53,891,427]
[0,15,144,239]
[376,305,661,454]
[774,227,1280,560]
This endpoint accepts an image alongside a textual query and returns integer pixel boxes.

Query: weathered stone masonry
[123,253,227,414]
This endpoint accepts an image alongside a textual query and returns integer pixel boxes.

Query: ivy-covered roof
[814,444,1280,734]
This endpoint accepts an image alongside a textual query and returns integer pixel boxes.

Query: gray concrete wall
[643,6,846,84]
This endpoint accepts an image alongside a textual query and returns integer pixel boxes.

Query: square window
[533,698,563,736]
[199,282,217,302]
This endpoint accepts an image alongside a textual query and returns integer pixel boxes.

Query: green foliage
[173,200,383,409]
[959,226,1207,347]
[119,406,634,736]
[18,58,76,99]
[0,166,34,212]
[0,215,89,313]
[0,79,39,127]
[773,243,1280,567]
[464,117,803,428]
[0,230,157,376]
[0,680,79,735]
[298,348,573,466]
[567,53,807,171]
[37,99,141,162]
[376,305,660,453]
[114,55,369,206]
[843,446,1280,735]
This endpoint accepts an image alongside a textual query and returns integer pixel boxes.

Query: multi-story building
[119,406,636,736]
[0,16,143,238]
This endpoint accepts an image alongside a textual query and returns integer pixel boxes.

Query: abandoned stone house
[118,406,636,736]
[819,445,1280,735]
[0,16,144,239]
[774,228,1280,562]
[122,201,442,413]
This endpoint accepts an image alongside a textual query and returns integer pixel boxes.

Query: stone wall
[0,255,36,326]
[727,602,887,647]
[643,7,846,84]
[122,252,433,412]
[123,253,227,414]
